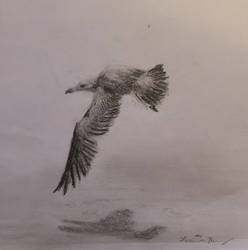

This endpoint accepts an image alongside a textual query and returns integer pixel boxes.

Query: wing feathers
[53,89,121,195]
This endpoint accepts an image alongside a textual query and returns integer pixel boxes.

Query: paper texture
[0,0,248,249]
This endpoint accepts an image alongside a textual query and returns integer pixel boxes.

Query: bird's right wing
[53,88,121,195]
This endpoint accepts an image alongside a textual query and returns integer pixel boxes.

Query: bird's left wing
[53,88,121,195]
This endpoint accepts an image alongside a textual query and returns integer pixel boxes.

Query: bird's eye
[80,84,85,88]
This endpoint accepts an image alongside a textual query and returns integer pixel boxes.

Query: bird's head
[65,79,97,94]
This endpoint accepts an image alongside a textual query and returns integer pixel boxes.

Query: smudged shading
[58,209,165,240]
[134,226,165,240]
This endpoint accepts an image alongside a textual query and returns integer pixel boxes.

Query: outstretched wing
[53,88,121,195]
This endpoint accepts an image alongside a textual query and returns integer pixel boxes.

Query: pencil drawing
[53,64,169,194]
[59,209,165,240]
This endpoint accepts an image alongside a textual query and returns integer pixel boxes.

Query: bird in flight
[53,64,169,195]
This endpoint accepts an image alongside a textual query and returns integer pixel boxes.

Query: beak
[65,88,75,94]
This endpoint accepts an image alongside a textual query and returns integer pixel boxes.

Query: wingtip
[53,184,67,195]
[150,105,159,112]
[53,188,68,196]
[52,189,58,194]
[53,186,60,194]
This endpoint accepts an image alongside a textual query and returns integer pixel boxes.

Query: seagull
[53,64,169,195]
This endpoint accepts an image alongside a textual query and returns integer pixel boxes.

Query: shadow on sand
[58,209,165,240]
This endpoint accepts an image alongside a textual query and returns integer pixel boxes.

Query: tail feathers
[134,64,169,112]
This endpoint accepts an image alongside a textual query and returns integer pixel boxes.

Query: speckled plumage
[54,64,169,194]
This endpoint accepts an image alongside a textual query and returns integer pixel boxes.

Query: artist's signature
[180,235,234,245]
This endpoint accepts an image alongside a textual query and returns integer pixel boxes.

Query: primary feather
[53,89,121,194]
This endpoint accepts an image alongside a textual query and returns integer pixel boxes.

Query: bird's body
[54,64,169,194]
[97,65,144,95]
